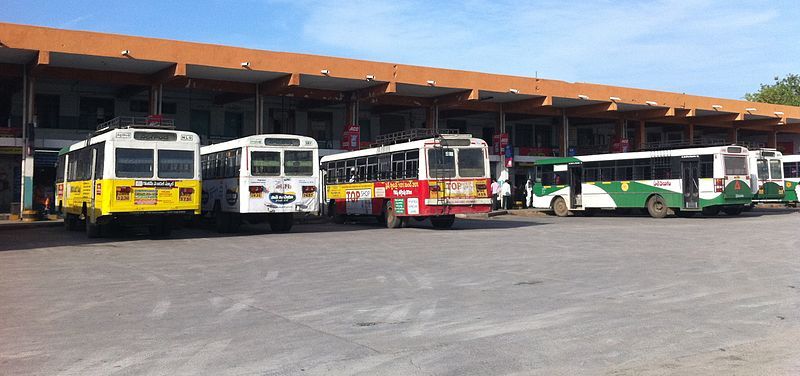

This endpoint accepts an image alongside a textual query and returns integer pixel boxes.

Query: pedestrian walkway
[0,217,63,231]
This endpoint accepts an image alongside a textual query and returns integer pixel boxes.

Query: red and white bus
[320,130,492,229]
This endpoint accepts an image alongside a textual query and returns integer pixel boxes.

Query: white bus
[200,135,319,233]
[747,149,785,205]
[530,145,753,218]
[782,154,800,207]
[56,117,201,237]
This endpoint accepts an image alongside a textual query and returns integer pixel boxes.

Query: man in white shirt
[501,180,512,210]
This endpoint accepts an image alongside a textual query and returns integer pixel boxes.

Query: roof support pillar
[559,113,569,157]
[767,130,777,149]
[727,127,738,144]
[615,119,626,141]
[254,84,264,134]
[20,67,35,212]
[426,105,438,130]
[634,120,646,151]
[685,123,695,145]
[149,84,163,115]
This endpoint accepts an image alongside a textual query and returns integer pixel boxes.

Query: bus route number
[346,189,371,202]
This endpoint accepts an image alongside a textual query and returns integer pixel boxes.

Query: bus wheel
[385,201,404,229]
[646,195,668,218]
[331,202,346,224]
[742,204,754,212]
[270,213,294,233]
[701,206,720,216]
[85,217,101,238]
[722,206,743,216]
[431,215,455,229]
[552,197,570,217]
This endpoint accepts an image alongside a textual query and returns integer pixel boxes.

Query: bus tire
[331,202,346,224]
[552,196,570,217]
[722,206,743,216]
[86,217,101,238]
[701,206,720,216]
[65,213,79,231]
[646,195,668,218]
[742,204,754,212]
[269,213,294,233]
[431,215,455,229]
[385,201,404,229]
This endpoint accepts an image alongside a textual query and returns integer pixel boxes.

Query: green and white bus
[747,149,784,205]
[782,154,799,207]
[530,145,753,218]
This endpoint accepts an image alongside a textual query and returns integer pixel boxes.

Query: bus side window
[633,158,651,180]
[615,160,633,181]
[405,150,419,179]
[391,152,405,180]
[378,154,391,180]
[356,158,367,182]
[367,157,377,180]
[345,159,356,182]
[598,161,614,182]
[94,143,105,179]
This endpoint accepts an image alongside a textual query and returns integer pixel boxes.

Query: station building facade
[1,22,800,212]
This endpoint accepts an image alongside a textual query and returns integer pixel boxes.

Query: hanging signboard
[341,124,360,151]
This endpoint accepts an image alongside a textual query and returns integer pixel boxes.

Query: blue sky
[3,0,799,100]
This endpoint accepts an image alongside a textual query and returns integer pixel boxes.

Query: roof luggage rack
[95,116,176,134]
[371,128,467,147]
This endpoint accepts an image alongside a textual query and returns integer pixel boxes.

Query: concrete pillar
[727,127,738,144]
[20,70,34,212]
[149,84,162,115]
[558,112,569,157]
[685,124,695,145]
[425,105,438,130]
[345,99,358,126]
[615,119,626,140]
[767,130,777,148]
[254,85,263,134]
[634,121,646,151]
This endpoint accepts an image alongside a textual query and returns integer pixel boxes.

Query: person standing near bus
[525,178,533,208]
[491,179,500,210]
[501,179,512,210]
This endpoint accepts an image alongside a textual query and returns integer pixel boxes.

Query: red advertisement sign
[492,133,509,155]
[341,124,360,151]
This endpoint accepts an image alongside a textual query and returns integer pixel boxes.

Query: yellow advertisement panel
[326,182,375,200]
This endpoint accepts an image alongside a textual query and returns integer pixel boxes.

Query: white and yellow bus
[200,135,319,233]
[55,117,201,237]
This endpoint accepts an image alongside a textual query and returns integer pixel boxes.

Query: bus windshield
[724,156,748,176]
[284,150,314,176]
[458,148,485,177]
[251,151,281,176]
[116,148,153,178]
[428,148,456,178]
[158,150,194,178]
[769,159,783,179]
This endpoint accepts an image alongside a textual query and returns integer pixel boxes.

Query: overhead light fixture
[645,101,658,106]
[120,50,130,56]
[320,69,330,75]
[711,104,723,110]
[577,94,589,100]
[609,96,621,102]
[745,107,757,112]
[365,74,375,81]
[241,61,251,68]
[509,88,519,94]
[774,111,784,116]
[427,80,436,86]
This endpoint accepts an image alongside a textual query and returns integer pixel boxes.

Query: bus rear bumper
[97,210,198,226]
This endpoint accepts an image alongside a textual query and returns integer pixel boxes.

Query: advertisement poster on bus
[341,124,360,151]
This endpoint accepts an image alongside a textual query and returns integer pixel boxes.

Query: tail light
[116,186,131,200]
[302,185,317,193]
[476,183,487,190]
[249,186,263,194]
[117,186,132,194]
[429,184,441,192]
[95,183,102,196]
[180,187,195,195]
[714,178,724,193]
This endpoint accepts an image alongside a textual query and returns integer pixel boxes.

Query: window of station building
[535,124,555,148]
[284,150,313,176]
[161,102,177,115]
[309,112,333,147]
[35,94,60,128]
[191,110,211,141]
[129,100,149,113]
[446,119,467,134]
[359,119,372,142]
[515,124,534,147]
[251,151,280,176]
[79,97,115,130]
[224,112,244,138]
[482,127,494,146]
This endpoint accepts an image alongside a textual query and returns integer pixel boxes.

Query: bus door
[568,164,582,208]
[681,157,700,209]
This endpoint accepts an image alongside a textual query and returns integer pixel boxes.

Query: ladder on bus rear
[432,137,451,213]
